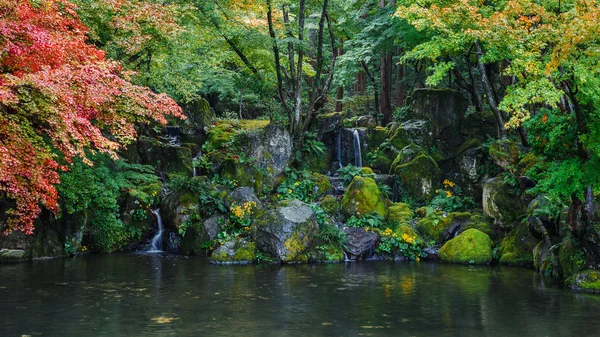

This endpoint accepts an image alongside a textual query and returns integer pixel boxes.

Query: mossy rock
[0,249,27,263]
[205,122,236,151]
[341,176,387,218]
[209,239,256,265]
[386,203,413,225]
[571,270,600,293]
[533,241,552,274]
[439,229,493,264]
[238,119,270,130]
[393,225,424,246]
[316,111,344,134]
[310,173,333,197]
[416,212,492,244]
[306,150,332,174]
[482,176,525,228]
[321,195,340,215]
[368,126,389,152]
[361,167,374,175]
[498,223,538,266]
[221,159,266,192]
[489,139,521,171]
[307,243,345,263]
[388,127,410,151]
[366,153,392,174]
[392,151,441,202]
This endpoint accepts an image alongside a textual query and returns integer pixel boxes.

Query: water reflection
[1,255,600,336]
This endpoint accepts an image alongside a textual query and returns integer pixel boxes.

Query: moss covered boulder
[417,212,493,245]
[400,119,434,149]
[439,229,493,264]
[368,126,390,152]
[310,173,333,197]
[316,111,344,134]
[388,127,410,151]
[558,238,586,279]
[343,227,380,260]
[308,243,345,263]
[180,214,224,255]
[391,145,441,202]
[571,270,600,293]
[321,195,340,215]
[498,223,539,266]
[341,176,387,218]
[0,249,26,263]
[482,176,525,228]
[209,239,256,265]
[255,200,319,263]
[489,139,521,171]
[387,203,413,225]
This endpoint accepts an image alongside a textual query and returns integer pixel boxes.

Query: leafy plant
[345,213,386,229]
[337,165,373,186]
[276,168,318,203]
[429,179,473,212]
[376,227,426,261]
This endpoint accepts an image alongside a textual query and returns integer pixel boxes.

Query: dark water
[1,254,600,336]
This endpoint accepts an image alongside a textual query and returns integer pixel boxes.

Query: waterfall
[149,209,163,252]
[352,129,362,167]
[336,132,343,168]
[392,175,399,203]
[192,150,202,177]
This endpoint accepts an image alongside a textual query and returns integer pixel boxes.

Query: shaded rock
[225,187,262,209]
[417,211,493,244]
[498,222,539,266]
[255,200,319,262]
[0,249,26,263]
[533,241,552,274]
[343,227,380,260]
[489,139,522,171]
[310,173,333,197]
[356,115,377,129]
[320,195,340,215]
[401,119,434,148]
[482,176,525,228]
[391,146,441,202]
[180,214,224,255]
[307,243,345,263]
[181,97,214,135]
[209,239,256,265]
[439,229,493,264]
[160,189,200,231]
[316,111,344,134]
[570,270,600,293]
[341,176,387,218]
[248,124,293,180]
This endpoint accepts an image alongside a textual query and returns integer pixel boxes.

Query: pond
[1,253,600,336]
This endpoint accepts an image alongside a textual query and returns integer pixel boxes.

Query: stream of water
[1,254,600,336]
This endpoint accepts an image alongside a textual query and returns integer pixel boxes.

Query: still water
[1,253,600,336]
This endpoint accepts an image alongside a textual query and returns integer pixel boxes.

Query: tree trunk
[379,0,392,124]
[336,39,344,112]
[475,42,507,139]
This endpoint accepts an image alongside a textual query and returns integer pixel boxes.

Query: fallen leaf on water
[321,322,332,326]
[152,316,179,324]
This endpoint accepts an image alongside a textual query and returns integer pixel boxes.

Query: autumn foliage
[0,0,184,234]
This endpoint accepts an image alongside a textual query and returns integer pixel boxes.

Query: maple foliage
[0,0,184,234]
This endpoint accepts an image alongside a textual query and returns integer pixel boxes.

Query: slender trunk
[379,0,392,124]
[395,48,405,107]
[362,61,380,115]
[475,42,507,139]
[238,89,243,119]
[294,0,306,132]
[267,0,291,124]
[336,39,344,112]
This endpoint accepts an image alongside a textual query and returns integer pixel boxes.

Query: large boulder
[132,136,193,175]
[159,189,200,231]
[497,222,539,266]
[247,124,293,182]
[416,211,493,244]
[316,111,344,134]
[391,145,441,202]
[439,228,493,264]
[180,213,224,255]
[0,249,26,263]
[489,139,522,171]
[181,97,214,135]
[209,238,256,265]
[570,270,600,293]
[341,176,387,218]
[225,187,262,209]
[400,119,434,149]
[343,227,380,260]
[255,200,319,262]
[482,176,526,228]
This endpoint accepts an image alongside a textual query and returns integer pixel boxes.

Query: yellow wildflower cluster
[383,228,393,236]
[81,246,88,252]
[230,201,257,218]
[443,179,455,188]
[401,233,415,244]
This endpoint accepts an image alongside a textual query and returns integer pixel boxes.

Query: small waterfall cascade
[392,175,399,203]
[149,209,163,252]
[337,132,343,168]
[166,126,181,146]
[352,129,362,167]
[192,150,202,177]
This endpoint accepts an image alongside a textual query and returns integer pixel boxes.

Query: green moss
[558,238,586,280]
[206,122,236,150]
[283,229,312,262]
[416,212,492,244]
[321,195,340,215]
[394,225,423,244]
[389,127,410,151]
[306,150,332,174]
[361,167,374,175]
[386,203,413,225]
[489,139,520,169]
[498,223,538,266]
[367,153,392,173]
[392,151,441,201]
[341,176,387,218]
[178,192,197,206]
[238,119,270,130]
[310,173,333,197]
[308,243,345,263]
[222,159,265,192]
[572,270,600,292]
[368,126,389,151]
[210,240,256,263]
[439,229,493,264]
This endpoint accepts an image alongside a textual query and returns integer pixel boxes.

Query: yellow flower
[288,189,293,194]
[383,228,393,236]
[294,182,300,186]
[392,233,398,238]
[445,190,453,197]
[443,179,455,188]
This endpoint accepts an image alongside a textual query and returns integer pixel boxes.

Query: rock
[181,97,214,135]
[391,146,441,202]
[307,243,345,263]
[497,222,539,266]
[482,176,525,228]
[489,139,522,171]
[416,211,493,244]
[225,187,262,209]
[367,126,389,151]
[388,127,410,151]
[160,189,200,231]
[408,88,468,147]
[401,119,434,148]
[339,127,368,166]
[356,115,377,129]
[558,238,586,279]
[248,124,293,180]
[386,203,413,225]
[439,228,493,264]
[133,136,193,175]
[0,249,26,263]
[341,176,387,218]
[255,200,319,262]
[310,173,333,197]
[343,227,380,260]
[570,270,600,293]
[533,241,552,274]
[320,195,340,215]
[316,111,344,134]
[209,239,256,265]
[180,214,224,255]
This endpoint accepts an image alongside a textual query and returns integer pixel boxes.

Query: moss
[310,173,333,197]
[482,177,525,228]
[308,243,345,263]
[283,229,312,262]
[321,195,340,215]
[368,153,392,173]
[361,167,374,175]
[178,192,197,206]
[206,122,236,150]
[498,223,538,266]
[306,150,332,174]
[489,139,520,169]
[394,225,423,245]
[368,126,389,151]
[343,116,359,127]
[416,212,492,244]
[456,138,481,155]
[341,176,387,218]
[572,270,600,293]
[222,159,265,192]
[558,238,586,280]
[386,203,413,225]
[391,147,441,201]
[389,127,410,151]
[210,240,256,263]
[439,229,493,264]
[238,119,270,130]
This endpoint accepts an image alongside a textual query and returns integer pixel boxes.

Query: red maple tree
[0,0,185,234]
